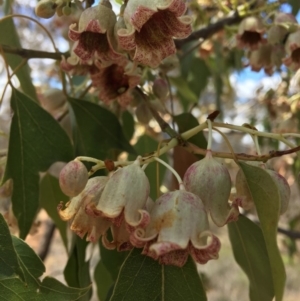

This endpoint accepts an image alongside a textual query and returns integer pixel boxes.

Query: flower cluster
[237,13,299,73]
[57,149,245,267]
[51,0,192,106]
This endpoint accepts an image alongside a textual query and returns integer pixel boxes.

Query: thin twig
[175,12,242,48]
[0,44,67,60]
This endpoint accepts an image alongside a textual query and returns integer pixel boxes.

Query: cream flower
[58,176,110,242]
[131,190,221,267]
[93,158,150,230]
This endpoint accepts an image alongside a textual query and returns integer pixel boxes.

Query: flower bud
[267,13,297,45]
[153,78,169,101]
[235,168,253,210]
[59,160,88,197]
[135,102,152,124]
[35,0,57,19]
[183,150,239,226]
[62,5,72,16]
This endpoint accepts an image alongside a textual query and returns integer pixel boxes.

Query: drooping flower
[283,30,300,70]
[60,46,100,76]
[131,190,221,267]
[92,158,151,230]
[267,12,297,45]
[183,150,239,227]
[91,59,141,107]
[68,0,122,66]
[58,176,111,242]
[246,44,273,75]
[236,16,266,50]
[117,0,193,67]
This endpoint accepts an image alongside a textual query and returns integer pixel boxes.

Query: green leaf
[0,19,37,100]
[94,260,114,301]
[228,215,274,301]
[169,76,198,104]
[3,88,73,239]
[129,135,168,200]
[12,236,45,278]
[68,98,135,158]
[0,213,91,300]
[121,110,135,141]
[39,174,68,248]
[239,162,286,301]
[186,57,210,99]
[0,214,25,281]
[174,113,207,155]
[288,0,300,15]
[109,248,207,301]
[99,238,128,281]
[64,238,92,301]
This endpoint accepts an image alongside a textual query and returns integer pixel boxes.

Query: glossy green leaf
[0,19,37,100]
[39,173,68,248]
[109,248,207,301]
[0,214,25,281]
[94,260,114,301]
[121,110,135,141]
[174,113,207,155]
[228,215,274,301]
[68,98,135,159]
[0,213,91,300]
[239,162,286,301]
[129,135,168,200]
[12,236,45,278]
[3,88,73,238]
[64,237,92,301]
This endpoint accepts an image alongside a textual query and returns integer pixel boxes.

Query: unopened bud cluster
[35,0,74,18]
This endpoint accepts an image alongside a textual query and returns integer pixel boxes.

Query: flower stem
[153,157,184,190]
[207,119,213,150]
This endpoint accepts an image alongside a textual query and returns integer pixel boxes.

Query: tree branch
[175,11,242,48]
[0,44,67,60]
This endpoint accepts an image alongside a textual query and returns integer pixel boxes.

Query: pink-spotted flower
[117,0,193,68]
[91,58,141,107]
[68,0,122,66]
[131,190,221,267]
[58,176,111,242]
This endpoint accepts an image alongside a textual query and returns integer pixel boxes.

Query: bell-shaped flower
[91,59,141,107]
[68,0,122,66]
[236,16,266,50]
[93,158,150,230]
[183,150,239,227]
[246,44,273,75]
[283,30,300,70]
[58,176,111,242]
[131,190,221,267]
[117,0,192,67]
